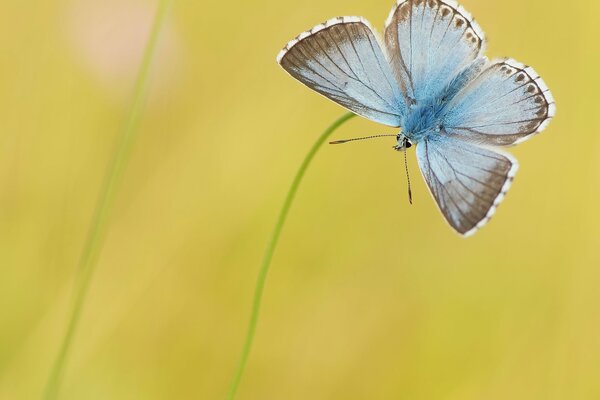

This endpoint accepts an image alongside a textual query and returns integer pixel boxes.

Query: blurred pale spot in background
[0,0,599,399]
[67,0,182,101]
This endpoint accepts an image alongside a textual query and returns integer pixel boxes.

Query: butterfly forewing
[416,135,517,236]
[277,17,406,127]
[384,0,485,102]
[443,58,556,146]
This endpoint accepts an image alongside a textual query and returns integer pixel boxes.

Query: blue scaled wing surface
[384,0,486,103]
[443,58,556,146]
[416,135,518,236]
[277,17,406,127]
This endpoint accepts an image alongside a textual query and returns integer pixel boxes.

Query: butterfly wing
[277,17,406,127]
[416,134,518,236]
[442,58,555,146]
[384,0,485,103]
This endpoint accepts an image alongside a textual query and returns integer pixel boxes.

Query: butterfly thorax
[400,99,447,144]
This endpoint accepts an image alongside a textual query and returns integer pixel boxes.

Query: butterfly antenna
[403,145,412,204]
[329,134,397,144]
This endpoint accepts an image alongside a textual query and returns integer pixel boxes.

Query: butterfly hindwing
[416,135,518,236]
[277,17,406,127]
[443,58,556,146]
[384,0,485,103]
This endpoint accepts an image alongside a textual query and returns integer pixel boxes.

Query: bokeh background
[1,0,599,398]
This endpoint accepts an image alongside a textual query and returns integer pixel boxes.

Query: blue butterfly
[277,0,555,236]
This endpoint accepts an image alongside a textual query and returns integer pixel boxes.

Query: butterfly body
[277,0,555,236]
[402,99,445,143]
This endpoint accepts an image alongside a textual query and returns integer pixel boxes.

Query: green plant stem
[42,1,172,399]
[226,112,356,400]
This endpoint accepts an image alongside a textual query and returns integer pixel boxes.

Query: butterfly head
[393,134,412,152]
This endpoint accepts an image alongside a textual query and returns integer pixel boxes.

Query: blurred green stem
[226,112,356,400]
[42,1,172,399]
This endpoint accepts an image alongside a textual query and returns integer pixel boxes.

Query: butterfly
[276,0,555,236]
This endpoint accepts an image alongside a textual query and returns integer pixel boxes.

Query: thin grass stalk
[42,1,173,398]
[226,112,356,400]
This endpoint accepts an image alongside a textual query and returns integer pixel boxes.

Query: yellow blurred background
[1,0,599,398]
